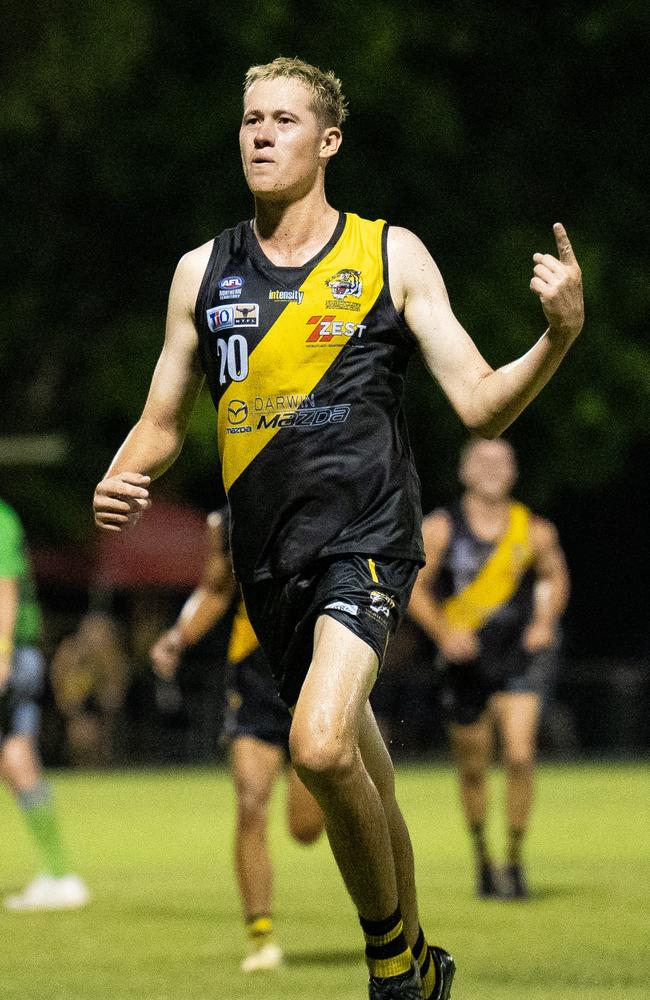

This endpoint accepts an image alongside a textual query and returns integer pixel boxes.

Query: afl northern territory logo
[228,400,248,425]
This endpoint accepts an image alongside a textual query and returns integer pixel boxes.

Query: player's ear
[320,126,342,160]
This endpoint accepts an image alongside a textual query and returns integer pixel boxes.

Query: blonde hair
[244,56,348,127]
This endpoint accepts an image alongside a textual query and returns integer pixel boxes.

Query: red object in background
[94,501,207,588]
[32,502,208,590]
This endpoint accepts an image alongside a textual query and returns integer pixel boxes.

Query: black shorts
[0,646,45,742]
[223,646,292,751]
[440,644,560,726]
[241,554,419,708]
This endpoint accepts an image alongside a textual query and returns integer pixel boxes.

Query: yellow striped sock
[414,927,437,999]
[246,915,273,950]
[360,907,412,979]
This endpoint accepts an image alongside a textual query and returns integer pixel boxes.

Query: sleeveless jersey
[195,212,424,582]
[435,502,536,655]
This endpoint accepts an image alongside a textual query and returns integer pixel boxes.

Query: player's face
[460,440,517,501]
[240,78,337,201]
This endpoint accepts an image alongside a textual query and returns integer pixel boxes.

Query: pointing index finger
[553,222,576,264]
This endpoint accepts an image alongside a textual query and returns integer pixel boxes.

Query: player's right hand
[149,628,183,679]
[93,472,151,531]
[439,626,480,664]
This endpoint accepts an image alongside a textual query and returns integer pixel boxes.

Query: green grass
[1,763,648,999]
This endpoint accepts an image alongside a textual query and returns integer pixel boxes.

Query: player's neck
[253,192,339,267]
[462,492,511,540]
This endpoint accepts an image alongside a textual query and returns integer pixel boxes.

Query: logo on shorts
[367,590,396,621]
[324,601,359,617]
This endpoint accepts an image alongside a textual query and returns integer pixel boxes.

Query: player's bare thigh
[289,615,379,771]
[490,692,541,763]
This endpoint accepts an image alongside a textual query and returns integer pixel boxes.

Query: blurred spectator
[50,612,129,767]
[0,497,89,910]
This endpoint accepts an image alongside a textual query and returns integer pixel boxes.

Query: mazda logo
[228,400,248,425]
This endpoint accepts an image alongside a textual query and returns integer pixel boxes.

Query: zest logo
[305,314,367,343]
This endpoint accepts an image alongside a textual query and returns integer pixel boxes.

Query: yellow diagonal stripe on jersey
[218,214,385,493]
[227,600,259,664]
[443,502,535,630]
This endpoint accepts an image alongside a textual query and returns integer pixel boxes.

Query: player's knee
[289,729,355,785]
[504,754,534,776]
[460,760,485,788]
[236,784,271,827]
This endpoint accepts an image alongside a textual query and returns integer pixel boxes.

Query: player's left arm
[388,224,584,438]
[523,517,571,653]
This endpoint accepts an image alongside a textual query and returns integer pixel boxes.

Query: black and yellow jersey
[195,212,424,582]
[435,502,536,654]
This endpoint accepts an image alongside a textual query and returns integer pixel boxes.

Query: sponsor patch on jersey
[324,600,359,617]
[254,393,316,413]
[256,403,351,431]
[305,314,367,344]
[227,400,249,425]
[207,303,259,332]
[269,289,304,304]
[219,275,245,300]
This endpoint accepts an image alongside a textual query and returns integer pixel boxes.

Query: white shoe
[240,942,284,972]
[4,873,90,912]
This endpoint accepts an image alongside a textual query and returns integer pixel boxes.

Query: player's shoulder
[529,513,560,550]
[386,225,443,301]
[386,225,430,260]
[177,239,215,279]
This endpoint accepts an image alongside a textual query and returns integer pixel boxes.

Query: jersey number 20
[217,335,249,384]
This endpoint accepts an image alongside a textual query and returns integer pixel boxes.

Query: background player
[93,56,583,999]
[409,438,570,899]
[149,509,324,971]
[0,497,89,911]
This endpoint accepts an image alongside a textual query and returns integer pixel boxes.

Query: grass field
[0,763,648,1000]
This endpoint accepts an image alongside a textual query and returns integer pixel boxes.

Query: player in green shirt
[0,498,89,911]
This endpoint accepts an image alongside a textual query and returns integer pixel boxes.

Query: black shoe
[369,962,423,999]
[477,861,500,898]
[503,863,530,900]
[426,946,456,1000]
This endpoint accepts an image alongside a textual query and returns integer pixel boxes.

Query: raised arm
[149,511,238,679]
[93,243,211,532]
[388,223,584,437]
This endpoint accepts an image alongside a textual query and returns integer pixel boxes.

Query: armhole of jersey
[193,236,221,329]
[382,223,417,345]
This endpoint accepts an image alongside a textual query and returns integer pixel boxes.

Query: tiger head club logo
[325,269,362,300]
